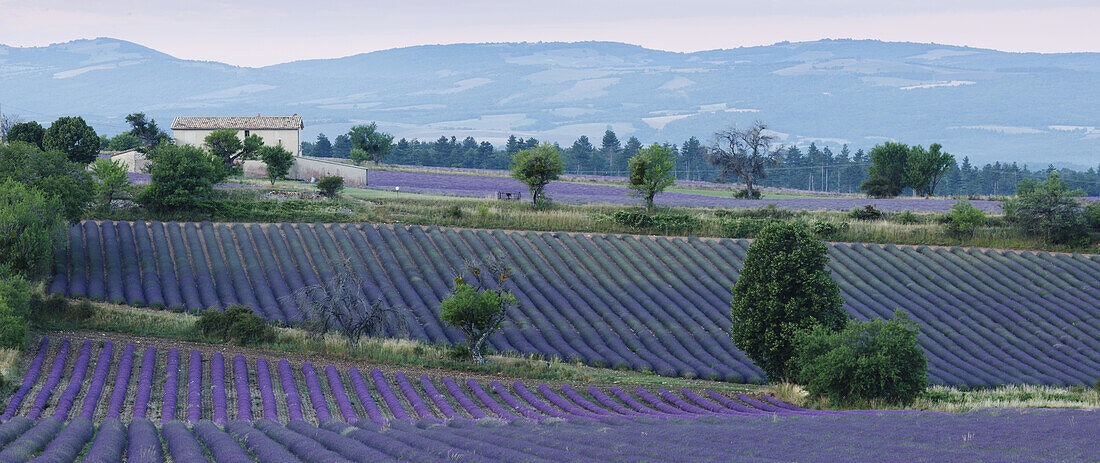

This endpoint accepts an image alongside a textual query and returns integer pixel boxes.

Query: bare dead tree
[0,113,22,142]
[285,257,408,345]
[708,121,784,199]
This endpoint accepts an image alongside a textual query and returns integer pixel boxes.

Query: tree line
[298,126,1100,197]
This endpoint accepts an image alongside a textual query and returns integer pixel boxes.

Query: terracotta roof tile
[171,116,303,130]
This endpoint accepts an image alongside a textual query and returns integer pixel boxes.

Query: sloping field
[2,338,804,426]
[51,221,1100,387]
[0,337,1095,462]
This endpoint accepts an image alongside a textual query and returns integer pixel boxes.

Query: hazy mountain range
[1,37,1098,166]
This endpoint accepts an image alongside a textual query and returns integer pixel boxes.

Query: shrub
[849,204,885,221]
[730,222,846,380]
[715,204,793,220]
[0,315,27,349]
[0,180,67,279]
[439,257,516,364]
[285,259,408,345]
[138,144,222,211]
[610,210,701,233]
[732,188,762,199]
[316,175,344,199]
[1085,201,1100,231]
[476,204,490,220]
[26,293,95,324]
[942,200,985,236]
[810,221,848,239]
[444,205,463,219]
[722,218,784,239]
[895,211,918,224]
[0,276,30,319]
[0,142,93,223]
[90,158,132,210]
[196,305,274,346]
[1004,172,1089,244]
[792,311,928,405]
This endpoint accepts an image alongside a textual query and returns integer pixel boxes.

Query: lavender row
[3,407,1096,462]
[3,339,828,427]
[53,221,1100,385]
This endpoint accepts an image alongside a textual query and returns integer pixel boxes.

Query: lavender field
[0,337,1093,462]
[366,169,1007,212]
[52,221,1100,387]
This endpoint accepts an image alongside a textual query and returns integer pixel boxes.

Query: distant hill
[2,37,1098,165]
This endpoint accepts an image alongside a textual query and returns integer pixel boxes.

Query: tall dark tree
[567,135,597,174]
[313,133,333,157]
[505,135,523,155]
[617,136,642,176]
[678,136,708,181]
[601,129,621,174]
[332,134,352,158]
[708,122,784,199]
[43,116,99,164]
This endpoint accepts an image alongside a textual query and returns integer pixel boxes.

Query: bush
[732,188,763,199]
[1004,172,1089,244]
[196,305,274,346]
[610,210,701,233]
[1085,201,1100,231]
[138,144,222,211]
[90,159,132,211]
[0,315,27,349]
[730,222,846,380]
[810,221,848,239]
[26,293,95,325]
[792,311,928,405]
[715,204,793,220]
[444,205,463,219]
[849,204,885,221]
[316,175,344,199]
[722,218,784,239]
[942,200,985,236]
[0,180,67,279]
[895,211,918,224]
[0,142,93,223]
[0,276,31,319]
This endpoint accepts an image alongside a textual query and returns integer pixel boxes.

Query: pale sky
[1,0,1099,67]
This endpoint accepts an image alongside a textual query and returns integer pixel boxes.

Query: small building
[170,115,304,155]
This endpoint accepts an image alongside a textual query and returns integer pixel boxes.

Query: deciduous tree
[348,122,394,164]
[730,222,845,380]
[708,122,784,199]
[259,145,294,185]
[907,143,954,197]
[627,143,677,211]
[43,116,99,164]
[510,143,563,208]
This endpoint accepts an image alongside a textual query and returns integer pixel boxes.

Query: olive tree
[439,256,517,364]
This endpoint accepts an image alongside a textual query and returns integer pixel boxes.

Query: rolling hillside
[50,221,1100,387]
[2,38,1099,164]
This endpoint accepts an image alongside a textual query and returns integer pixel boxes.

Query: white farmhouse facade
[170,115,304,155]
